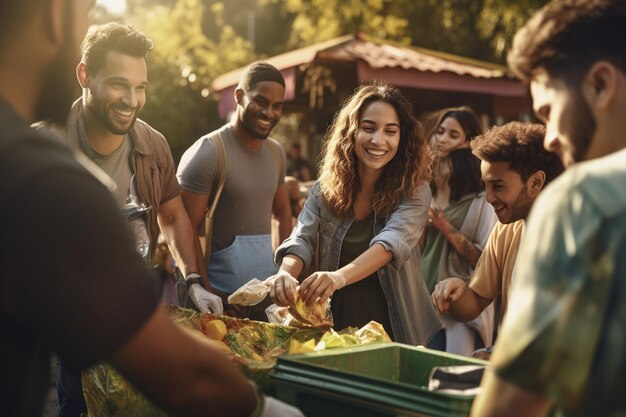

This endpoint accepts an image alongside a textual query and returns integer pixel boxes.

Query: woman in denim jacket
[270,82,442,345]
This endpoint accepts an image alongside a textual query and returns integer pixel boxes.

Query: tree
[124,0,258,162]
[270,0,412,47]
[114,0,550,161]
[478,0,551,59]
[262,0,549,62]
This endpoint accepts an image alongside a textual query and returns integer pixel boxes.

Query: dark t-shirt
[0,101,160,417]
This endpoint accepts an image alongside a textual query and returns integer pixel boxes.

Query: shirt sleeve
[491,180,611,410]
[371,181,431,269]
[274,140,286,187]
[177,136,219,196]
[4,167,160,371]
[472,197,497,250]
[469,224,502,301]
[275,182,321,269]
[156,132,182,204]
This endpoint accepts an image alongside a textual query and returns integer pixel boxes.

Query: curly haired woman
[268,81,441,345]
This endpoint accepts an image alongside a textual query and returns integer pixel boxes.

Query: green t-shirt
[338,211,377,284]
[420,193,473,292]
[492,148,626,416]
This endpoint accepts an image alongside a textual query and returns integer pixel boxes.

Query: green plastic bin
[273,343,486,417]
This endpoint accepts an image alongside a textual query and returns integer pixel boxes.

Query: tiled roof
[211,33,510,92]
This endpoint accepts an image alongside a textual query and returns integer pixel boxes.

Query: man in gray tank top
[178,62,293,320]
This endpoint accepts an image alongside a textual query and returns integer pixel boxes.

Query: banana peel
[287,322,391,354]
[288,298,333,329]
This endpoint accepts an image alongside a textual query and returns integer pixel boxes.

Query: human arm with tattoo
[428,207,482,268]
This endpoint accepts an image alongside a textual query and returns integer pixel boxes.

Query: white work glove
[188,281,224,314]
[267,271,300,306]
[299,271,346,304]
[260,396,304,417]
[249,382,304,417]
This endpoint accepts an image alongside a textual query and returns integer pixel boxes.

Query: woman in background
[268,81,441,346]
[420,107,497,355]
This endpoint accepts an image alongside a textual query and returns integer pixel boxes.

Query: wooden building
[211,33,530,165]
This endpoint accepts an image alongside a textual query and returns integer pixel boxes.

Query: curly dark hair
[471,122,564,185]
[81,22,153,75]
[508,0,626,85]
[318,81,433,218]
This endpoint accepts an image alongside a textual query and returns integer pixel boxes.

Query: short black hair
[81,22,153,75]
[471,122,564,185]
[508,0,626,85]
[237,62,285,92]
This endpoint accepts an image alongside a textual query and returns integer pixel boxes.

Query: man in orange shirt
[432,122,563,348]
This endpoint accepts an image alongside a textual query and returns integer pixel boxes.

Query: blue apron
[208,234,278,294]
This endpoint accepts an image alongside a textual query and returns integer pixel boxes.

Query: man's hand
[188,283,224,314]
[299,271,346,304]
[268,271,299,307]
[432,277,467,313]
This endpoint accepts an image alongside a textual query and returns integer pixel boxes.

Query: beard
[503,185,535,224]
[240,109,275,140]
[558,89,596,168]
[241,118,271,140]
[86,94,139,135]
[565,89,596,165]
[35,0,79,125]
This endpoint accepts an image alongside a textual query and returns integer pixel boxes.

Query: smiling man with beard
[50,22,222,417]
[177,62,292,321]
[66,23,208,284]
[432,122,563,357]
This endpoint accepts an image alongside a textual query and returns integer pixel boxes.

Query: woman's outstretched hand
[298,271,346,304]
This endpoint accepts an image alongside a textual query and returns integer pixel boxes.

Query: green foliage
[278,0,411,47]
[124,0,258,163]
[101,0,550,164]
[269,0,549,61]
[478,0,551,58]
